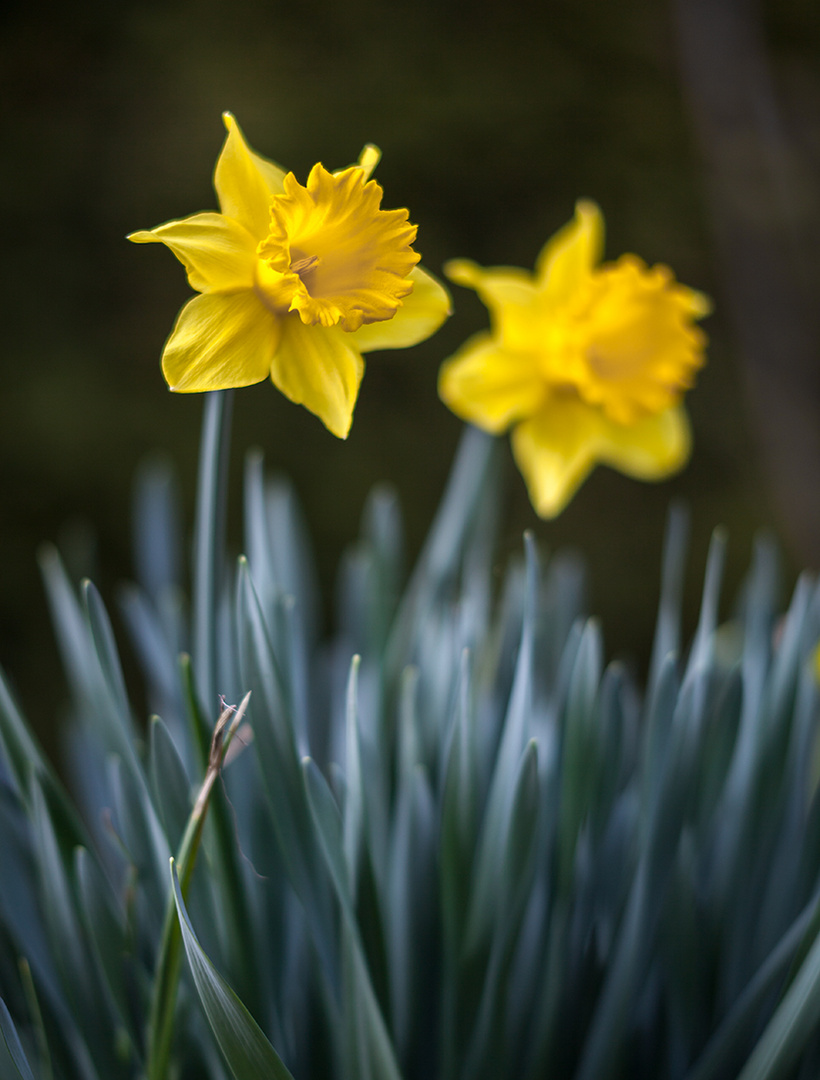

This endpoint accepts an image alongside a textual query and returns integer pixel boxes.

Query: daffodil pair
[132,115,710,517]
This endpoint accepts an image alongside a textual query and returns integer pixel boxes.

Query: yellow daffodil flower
[439,201,710,517]
[130,114,451,438]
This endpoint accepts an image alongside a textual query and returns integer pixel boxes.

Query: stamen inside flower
[290,254,320,276]
[255,163,420,332]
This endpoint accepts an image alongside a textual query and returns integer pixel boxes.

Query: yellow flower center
[254,163,420,332]
[562,256,708,425]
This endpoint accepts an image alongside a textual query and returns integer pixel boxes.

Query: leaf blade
[171,860,294,1080]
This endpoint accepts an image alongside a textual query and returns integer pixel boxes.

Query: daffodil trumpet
[131,114,451,438]
[438,200,710,517]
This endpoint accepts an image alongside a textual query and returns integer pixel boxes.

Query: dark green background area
[1,0,819,744]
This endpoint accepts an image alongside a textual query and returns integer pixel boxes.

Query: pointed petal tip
[357,144,382,180]
[443,258,481,288]
[570,199,605,244]
[323,408,354,439]
[574,197,601,217]
[691,290,713,318]
[127,229,156,243]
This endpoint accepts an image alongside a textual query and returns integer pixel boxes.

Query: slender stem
[188,389,260,1010]
[145,695,251,1080]
[193,389,234,716]
[146,388,236,1080]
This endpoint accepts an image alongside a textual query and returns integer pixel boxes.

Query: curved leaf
[171,860,294,1080]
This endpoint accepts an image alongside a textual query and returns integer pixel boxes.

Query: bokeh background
[2,0,820,750]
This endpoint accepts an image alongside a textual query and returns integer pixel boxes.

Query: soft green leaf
[387,764,436,1053]
[149,716,193,850]
[29,779,93,1009]
[574,860,652,1080]
[440,649,479,956]
[0,669,85,850]
[464,535,538,950]
[119,585,183,718]
[236,559,324,921]
[132,455,182,601]
[385,425,499,675]
[0,789,64,1016]
[0,999,36,1080]
[83,579,133,737]
[463,739,541,1079]
[647,501,689,694]
[343,655,364,893]
[302,758,403,1080]
[243,452,319,643]
[171,860,294,1080]
[685,893,820,1080]
[109,756,170,926]
[557,617,603,889]
[74,848,136,1050]
[38,545,98,711]
[684,527,726,684]
[737,901,820,1080]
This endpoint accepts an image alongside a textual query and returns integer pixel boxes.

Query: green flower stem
[181,656,262,1015]
[186,388,260,1015]
[145,694,251,1080]
[193,388,234,716]
[147,385,254,1080]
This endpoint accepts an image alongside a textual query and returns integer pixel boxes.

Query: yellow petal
[535,200,604,305]
[684,287,712,320]
[356,144,381,181]
[510,398,690,518]
[438,333,546,434]
[128,213,257,293]
[444,258,543,351]
[353,267,452,352]
[445,258,535,315]
[596,403,691,479]
[511,399,599,518]
[270,319,365,438]
[214,113,287,239]
[162,291,279,392]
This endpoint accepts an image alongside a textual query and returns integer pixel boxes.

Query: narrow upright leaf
[0,999,36,1080]
[171,861,294,1080]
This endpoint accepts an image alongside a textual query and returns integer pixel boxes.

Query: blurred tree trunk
[674,0,820,566]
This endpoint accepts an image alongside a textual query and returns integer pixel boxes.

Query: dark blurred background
[1,0,820,748]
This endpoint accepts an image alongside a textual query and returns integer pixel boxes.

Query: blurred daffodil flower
[130,113,451,437]
[439,201,710,517]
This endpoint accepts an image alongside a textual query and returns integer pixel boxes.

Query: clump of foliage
[1,395,820,1080]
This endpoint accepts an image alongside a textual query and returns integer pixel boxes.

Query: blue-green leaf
[302,758,403,1080]
[0,1000,36,1080]
[83,580,133,737]
[148,716,192,851]
[171,860,294,1080]
[736,903,820,1080]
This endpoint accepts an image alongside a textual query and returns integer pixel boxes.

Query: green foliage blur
[1,0,819,743]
